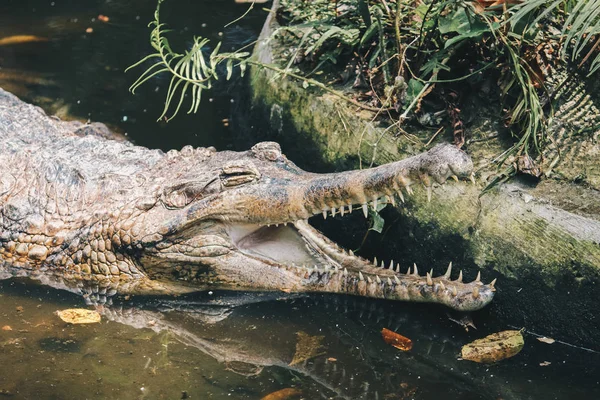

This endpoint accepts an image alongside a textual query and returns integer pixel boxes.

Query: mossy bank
[242,0,600,347]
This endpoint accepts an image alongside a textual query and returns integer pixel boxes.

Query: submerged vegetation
[129,0,600,184]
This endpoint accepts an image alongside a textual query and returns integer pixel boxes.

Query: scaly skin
[0,88,495,311]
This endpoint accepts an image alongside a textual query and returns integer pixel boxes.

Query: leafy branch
[126,0,387,122]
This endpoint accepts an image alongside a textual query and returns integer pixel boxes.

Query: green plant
[126,0,250,121]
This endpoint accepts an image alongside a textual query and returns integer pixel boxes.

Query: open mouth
[227,194,395,271]
[224,189,497,312]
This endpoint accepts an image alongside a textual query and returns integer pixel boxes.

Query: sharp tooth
[267,224,271,227]
[373,257,378,266]
[413,263,419,276]
[349,249,354,256]
[349,204,353,213]
[380,260,385,268]
[367,276,373,284]
[376,275,381,284]
[439,282,446,290]
[451,175,459,182]
[284,222,288,226]
[472,286,480,299]
[490,278,497,290]
[427,186,432,203]
[389,195,396,206]
[323,210,327,219]
[340,205,345,216]
[343,268,348,276]
[426,272,433,286]
[452,286,458,296]
[372,197,378,210]
[429,268,434,277]
[394,276,401,284]
[406,186,413,195]
[444,262,453,279]
[405,265,411,275]
[330,207,336,217]
[457,270,463,282]
[398,190,405,203]
[389,260,394,269]
[362,204,369,217]
[359,272,364,281]
[387,277,392,286]
[475,271,481,282]
[395,263,400,273]
[275,223,279,227]
[470,173,476,184]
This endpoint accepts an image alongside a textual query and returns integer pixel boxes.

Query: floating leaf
[55,309,101,324]
[260,388,302,400]
[461,330,524,363]
[289,331,325,366]
[0,35,48,46]
[536,336,555,344]
[381,328,413,351]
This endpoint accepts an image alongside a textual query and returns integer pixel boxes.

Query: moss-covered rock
[246,0,600,347]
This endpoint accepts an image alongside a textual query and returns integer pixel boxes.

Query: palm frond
[507,0,600,76]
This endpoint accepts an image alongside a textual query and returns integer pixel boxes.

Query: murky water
[1,1,599,399]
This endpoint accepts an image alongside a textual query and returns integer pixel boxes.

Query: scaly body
[0,89,495,310]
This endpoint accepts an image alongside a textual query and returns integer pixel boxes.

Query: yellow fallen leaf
[55,309,101,324]
[0,35,48,46]
[461,330,524,363]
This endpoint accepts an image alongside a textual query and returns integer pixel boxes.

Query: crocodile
[0,88,495,311]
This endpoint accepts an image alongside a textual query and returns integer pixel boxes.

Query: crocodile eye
[251,141,283,161]
[220,160,261,187]
[162,183,204,209]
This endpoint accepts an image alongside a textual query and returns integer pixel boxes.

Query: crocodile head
[128,142,495,311]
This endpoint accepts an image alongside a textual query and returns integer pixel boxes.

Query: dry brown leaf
[461,330,524,363]
[55,309,101,324]
[536,336,555,344]
[381,328,413,351]
[98,15,110,23]
[1,326,12,331]
[260,388,302,400]
[289,331,325,366]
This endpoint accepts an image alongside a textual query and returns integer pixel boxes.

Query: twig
[425,126,444,147]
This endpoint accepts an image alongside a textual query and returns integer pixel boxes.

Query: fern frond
[126,0,249,121]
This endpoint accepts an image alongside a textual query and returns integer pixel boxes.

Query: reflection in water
[1,1,600,399]
[1,281,599,399]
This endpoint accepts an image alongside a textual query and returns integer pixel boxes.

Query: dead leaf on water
[381,328,413,351]
[55,309,101,324]
[539,361,552,366]
[0,35,48,46]
[289,331,325,366]
[260,388,302,400]
[461,330,524,363]
[537,336,555,344]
